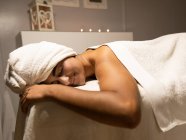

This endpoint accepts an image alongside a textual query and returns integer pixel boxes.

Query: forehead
[55,57,77,72]
[54,57,72,72]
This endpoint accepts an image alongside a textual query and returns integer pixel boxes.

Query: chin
[72,83,84,87]
[76,81,85,86]
[79,82,85,86]
[75,76,86,86]
[70,74,85,86]
[71,80,85,86]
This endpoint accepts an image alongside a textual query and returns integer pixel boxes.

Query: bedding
[15,80,186,140]
[14,80,150,140]
[89,33,186,131]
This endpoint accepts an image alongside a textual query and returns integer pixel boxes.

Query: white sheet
[89,33,186,131]
[14,80,186,140]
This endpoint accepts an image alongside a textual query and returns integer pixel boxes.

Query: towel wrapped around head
[4,41,77,94]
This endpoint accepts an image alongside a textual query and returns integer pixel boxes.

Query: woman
[5,33,186,132]
[15,43,141,129]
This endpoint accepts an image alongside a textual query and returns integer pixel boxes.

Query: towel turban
[4,41,77,94]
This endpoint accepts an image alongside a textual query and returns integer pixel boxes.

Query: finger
[21,88,30,101]
[25,87,30,93]
[20,97,26,113]
[20,94,27,107]
[20,93,30,113]
[21,98,30,114]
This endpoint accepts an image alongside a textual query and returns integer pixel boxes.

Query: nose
[57,76,70,85]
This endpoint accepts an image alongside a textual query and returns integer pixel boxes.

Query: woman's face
[44,57,86,86]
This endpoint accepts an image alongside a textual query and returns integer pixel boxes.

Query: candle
[89,29,92,32]
[80,29,84,32]
[98,29,101,32]
[106,29,110,32]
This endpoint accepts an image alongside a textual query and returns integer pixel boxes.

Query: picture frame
[52,0,80,7]
[83,0,107,9]
[35,0,53,4]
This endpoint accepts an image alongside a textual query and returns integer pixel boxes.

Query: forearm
[46,84,140,128]
[48,84,122,115]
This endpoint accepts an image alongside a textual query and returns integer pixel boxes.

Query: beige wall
[124,0,186,40]
[53,0,124,32]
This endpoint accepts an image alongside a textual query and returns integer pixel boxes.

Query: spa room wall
[1,0,186,125]
[124,0,186,40]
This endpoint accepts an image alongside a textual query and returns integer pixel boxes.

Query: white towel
[4,41,77,93]
[89,33,186,131]
[108,33,186,131]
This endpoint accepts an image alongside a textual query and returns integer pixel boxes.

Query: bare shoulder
[91,45,117,64]
[92,45,138,93]
[94,45,114,58]
[93,45,127,76]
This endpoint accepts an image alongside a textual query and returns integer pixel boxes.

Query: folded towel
[89,33,186,131]
[4,41,77,93]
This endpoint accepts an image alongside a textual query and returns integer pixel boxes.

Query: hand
[20,84,49,113]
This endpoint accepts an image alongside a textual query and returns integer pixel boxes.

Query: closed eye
[51,81,60,84]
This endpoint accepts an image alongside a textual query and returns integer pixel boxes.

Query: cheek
[76,70,86,85]
[78,75,86,85]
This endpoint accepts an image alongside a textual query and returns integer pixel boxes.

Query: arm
[21,46,141,128]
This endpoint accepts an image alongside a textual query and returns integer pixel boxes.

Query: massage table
[14,31,186,140]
